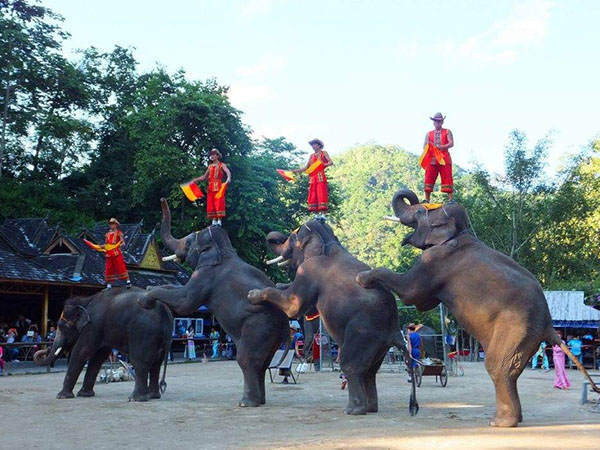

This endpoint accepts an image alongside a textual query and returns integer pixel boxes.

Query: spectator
[280,326,304,384]
[531,341,549,371]
[210,327,220,359]
[46,326,56,342]
[407,323,422,383]
[21,326,42,353]
[15,315,31,337]
[567,335,583,366]
[553,331,571,389]
[184,326,196,360]
[5,328,19,362]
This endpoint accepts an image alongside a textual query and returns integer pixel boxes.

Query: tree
[0,0,68,177]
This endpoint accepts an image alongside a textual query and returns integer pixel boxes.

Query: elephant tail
[547,328,600,394]
[392,330,419,416]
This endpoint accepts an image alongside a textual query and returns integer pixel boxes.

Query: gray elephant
[357,189,600,427]
[139,198,289,407]
[34,288,172,401]
[247,219,418,416]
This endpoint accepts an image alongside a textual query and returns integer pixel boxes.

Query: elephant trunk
[392,189,420,226]
[160,198,186,256]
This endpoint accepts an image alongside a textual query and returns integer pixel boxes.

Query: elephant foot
[76,389,95,398]
[56,390,75,399]
[239,397,261,407]
[367,404,378,413]
[148,391,161,400]
[137,294,156,309]
[128,392,149,402]
[518,412,523,423]
[260,398,266,405]
[355,271,375,289]
[489,415,519,428]
[247,289,262,305]
[345,405,368,415]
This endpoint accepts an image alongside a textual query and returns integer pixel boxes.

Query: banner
[304,158,323,175]
[419,143,446,169]
[276,169,297,182]
[215,182,228,199]
[180,181,204,202]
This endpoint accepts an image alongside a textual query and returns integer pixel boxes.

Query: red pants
[207,191,226,219]
[308,181,328,211]
[105,254,129,283]
[424,164,453,193]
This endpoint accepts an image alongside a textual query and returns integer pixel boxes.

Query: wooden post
[41,286,49,339]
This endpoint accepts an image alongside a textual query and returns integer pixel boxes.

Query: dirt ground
[1,361,599,449]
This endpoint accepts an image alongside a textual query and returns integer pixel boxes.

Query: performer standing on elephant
[104,218,131,290]
[293,138,333,221]
[192,148,231,227]
[420,112,454,203]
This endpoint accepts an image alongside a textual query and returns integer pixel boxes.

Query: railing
[1,340,53,362]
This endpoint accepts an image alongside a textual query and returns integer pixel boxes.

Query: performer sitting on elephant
[192,148,231,227]
[420,112,454,203]
[104,218,131,290]
[292,138,333,221]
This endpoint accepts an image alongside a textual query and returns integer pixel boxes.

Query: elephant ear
[266,231,293,259]
[196,245,221,267]
[425,216,458,247]
[62,304,90,331]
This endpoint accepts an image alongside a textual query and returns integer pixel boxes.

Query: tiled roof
[0,248,64,283]
[544,291,600,322]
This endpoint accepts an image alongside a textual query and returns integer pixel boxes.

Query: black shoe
[282,378,289,384]
[126,283,131,289]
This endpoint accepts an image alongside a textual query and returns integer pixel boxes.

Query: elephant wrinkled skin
[139,198,289,407]
[248,220,418,416]
[34,289,172,402]
[357,189,600,427]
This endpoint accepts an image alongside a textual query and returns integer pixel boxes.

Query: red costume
[423,129,453,194]
[307,152,330,212]
[104,230,129,283]
[207,162,226,219]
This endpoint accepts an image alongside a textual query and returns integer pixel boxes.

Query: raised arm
[292,157,310,174]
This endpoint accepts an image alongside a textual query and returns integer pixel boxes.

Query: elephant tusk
[54,347,63,356]
[162,254,180,262]
[277,260,290,267]
[266,255,284,265]
[383,215,401,222]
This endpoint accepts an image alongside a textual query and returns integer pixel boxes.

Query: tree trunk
[0,40,13,179]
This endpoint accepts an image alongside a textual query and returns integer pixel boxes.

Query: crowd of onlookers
[0,315,56,371]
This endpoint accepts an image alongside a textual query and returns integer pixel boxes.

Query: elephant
[356,189,600,427]
[247,219,418,416]
[139,198,289,407]
[34,288,172,401]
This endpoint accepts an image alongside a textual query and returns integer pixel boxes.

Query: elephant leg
[148,360,162,400]
[365,355,385,413]
[129,365,149,402]
[236,341,262,407]
[485,331,535,427]
[57,346,91,399]
[345,372,368,415]
[77,348,111,397]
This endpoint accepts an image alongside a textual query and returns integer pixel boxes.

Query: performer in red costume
[421,112,454,203]
[293,139,333,221]
[104,218,131,290]
[192,148,231,226]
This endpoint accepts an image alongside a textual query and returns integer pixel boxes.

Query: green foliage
[328,144,422,271]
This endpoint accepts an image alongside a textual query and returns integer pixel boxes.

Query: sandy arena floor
[1,361,599,449]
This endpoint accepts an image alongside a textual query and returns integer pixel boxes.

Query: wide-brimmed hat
[108,218,120,225]
[430,112,446,121]
[308,138,324,148]
[209,148,222,159]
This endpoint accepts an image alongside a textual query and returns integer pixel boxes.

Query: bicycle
[447,351,465,377]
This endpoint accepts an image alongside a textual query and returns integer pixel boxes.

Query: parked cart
[413,357,447,387]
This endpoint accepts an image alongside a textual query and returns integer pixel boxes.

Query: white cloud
[396,40,421,59]
[237,55,287,77]
[438,0,554,64]
[228,82,275,105]
[239,0,276,20]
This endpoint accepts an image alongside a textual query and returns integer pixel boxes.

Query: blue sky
[47,0,600,175]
